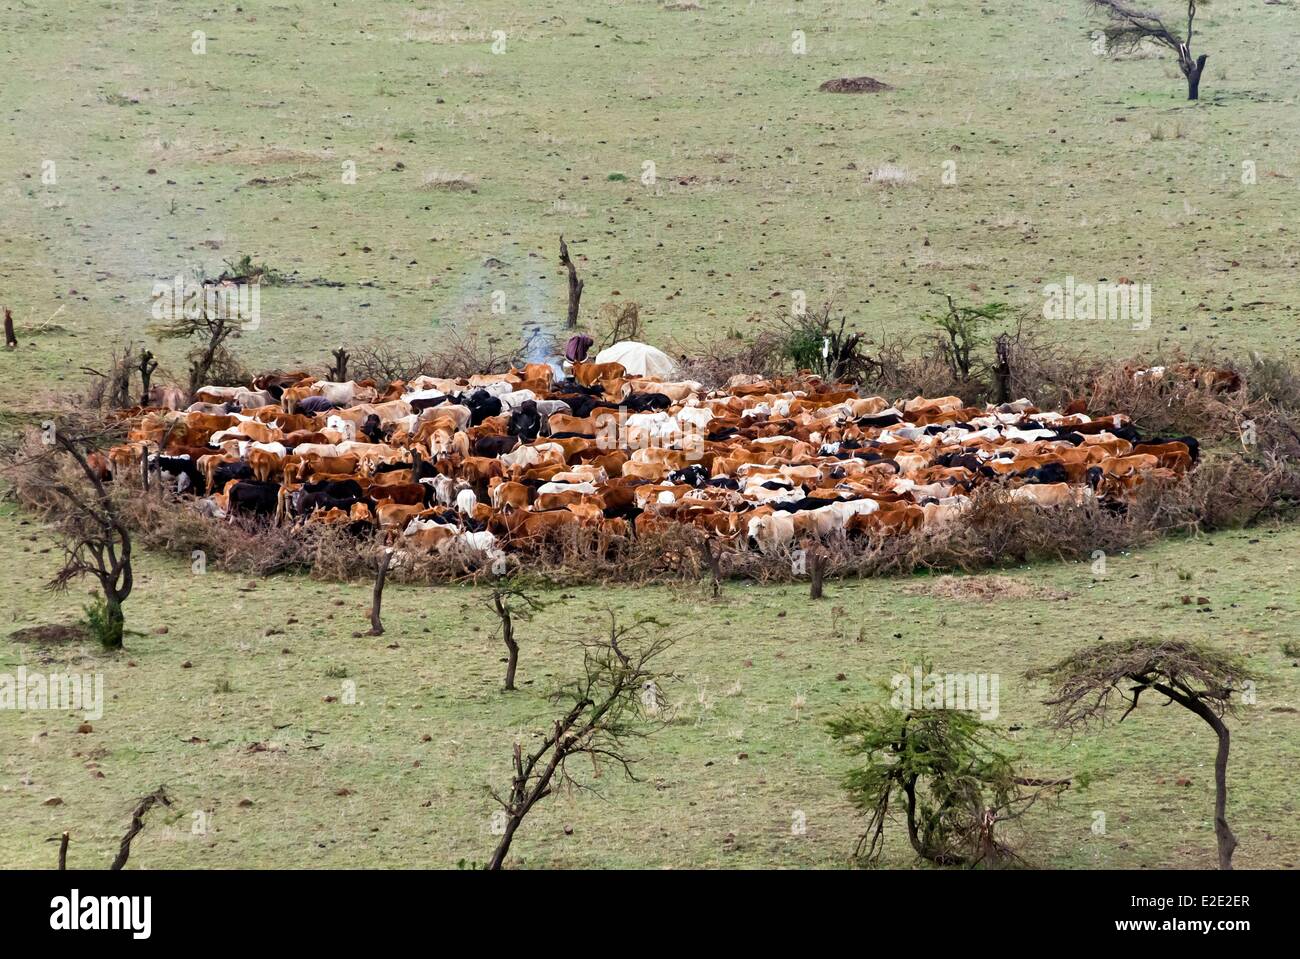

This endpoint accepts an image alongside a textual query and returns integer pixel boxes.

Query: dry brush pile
[7,334,1298,588]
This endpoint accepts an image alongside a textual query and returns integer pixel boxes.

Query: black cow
[508,400,542,441]
[475,434,519,458]
[359,413,383,444]
[304,478,365,500]
[1136,435,1201,462]
[553,379,603,396]
[212,461,254,491]
[773,496,839,513]
[668,465,709,488]
[1023,462,1069,485]
[623,392,671,413]
[935,451,983,471]
[552,394,614,419]
[859,411,905,428]
[228,480,280,516]
[410,394,455,413]
[465,389,502,425]
[294,490,362,515]
[153,455,203,493]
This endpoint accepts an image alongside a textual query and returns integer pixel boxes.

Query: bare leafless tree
[1088,1,1211,100]
[1030,637,1255,869]
[56,786,172,870]
[366,547,393,636]
[559,235,584,330]
[594,300,643,351]
[110,787,173,870]
[137,349,159,407]
[151,282,243,400]
[80,342,138,411]
[487,582,547,691]
[486,613,673,869]
[328,347,350,382]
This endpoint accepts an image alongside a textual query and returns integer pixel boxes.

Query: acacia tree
[485,613,672,870]
[42,430,135,648]
[827,703,1067,867]
[778,302,865,382]
[1088,0,1212,100]
[1030,637,1255,869]
[926,293,1011,386]
[151,274,242,400]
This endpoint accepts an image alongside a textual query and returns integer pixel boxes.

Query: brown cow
[489,478,530,511]
[370,483,426,507]
[572,361,626,387]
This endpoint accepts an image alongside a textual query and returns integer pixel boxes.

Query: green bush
[826,694,1056,867]
[82,596,124,649]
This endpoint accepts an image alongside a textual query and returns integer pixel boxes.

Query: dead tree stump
[559,236,584,330]
[329,347,350,382]
[138,349,158,406]
[110,787,171,871]
[809,547,825,600]
[367,548,392,636]
[994,333,1012,405]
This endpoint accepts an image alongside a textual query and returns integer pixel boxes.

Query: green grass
[2,0,1300,869]
[2,1,1299,415]
[2,506,1297,869]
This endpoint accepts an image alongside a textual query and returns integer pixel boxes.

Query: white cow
[326,415,358,442]
[747,511,796,552]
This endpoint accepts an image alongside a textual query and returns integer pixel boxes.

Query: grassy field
[2,0,1300,414]
[2,503,1298,870]
[2,0,1300,869]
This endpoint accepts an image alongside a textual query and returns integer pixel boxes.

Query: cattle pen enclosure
[2,0,1300,880]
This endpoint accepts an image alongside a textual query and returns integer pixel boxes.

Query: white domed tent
[593,341,678,378]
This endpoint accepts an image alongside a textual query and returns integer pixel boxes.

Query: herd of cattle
[105,360,1199,565]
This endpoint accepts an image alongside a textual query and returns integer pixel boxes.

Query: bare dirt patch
[905,575,1070,603]
[244,171,323,188]
[9,623,92,645]
[819,76,893,93]
[197,145,335,166]
[421,170,478,191]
